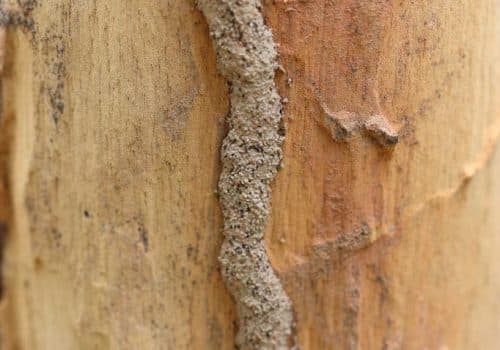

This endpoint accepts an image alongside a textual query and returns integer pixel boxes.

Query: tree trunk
[0,0,499,349]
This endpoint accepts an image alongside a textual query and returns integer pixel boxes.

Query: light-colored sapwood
[0,1,498,349]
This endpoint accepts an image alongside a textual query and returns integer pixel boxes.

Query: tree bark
[0,0,499,349]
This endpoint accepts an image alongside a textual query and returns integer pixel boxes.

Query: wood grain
[266,0,500,349]
[0,0,498,349]
[2,1,234,349]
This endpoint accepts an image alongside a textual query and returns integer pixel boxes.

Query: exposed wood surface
[266,1,500,349]
[0,0,498,349]
[2,1,234,349]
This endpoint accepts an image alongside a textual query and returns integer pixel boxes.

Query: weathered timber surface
[0,1,498,349]
[266,1,500,349]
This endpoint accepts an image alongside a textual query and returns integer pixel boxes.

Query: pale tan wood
[1,1,235,349]
[0,0,498,349]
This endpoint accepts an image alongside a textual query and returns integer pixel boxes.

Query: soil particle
[320,102,400,147]
[0,0,37,33]
[197,1,293,348]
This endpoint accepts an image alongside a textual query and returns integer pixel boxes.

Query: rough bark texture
[0,0,498,349]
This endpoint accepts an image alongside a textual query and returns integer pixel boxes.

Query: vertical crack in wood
[0,22,12,346]
[0,26,8,301]
[197,1,293,348]
[0,2,37,346]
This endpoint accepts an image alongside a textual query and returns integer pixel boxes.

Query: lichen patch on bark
[197,1,293,349]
